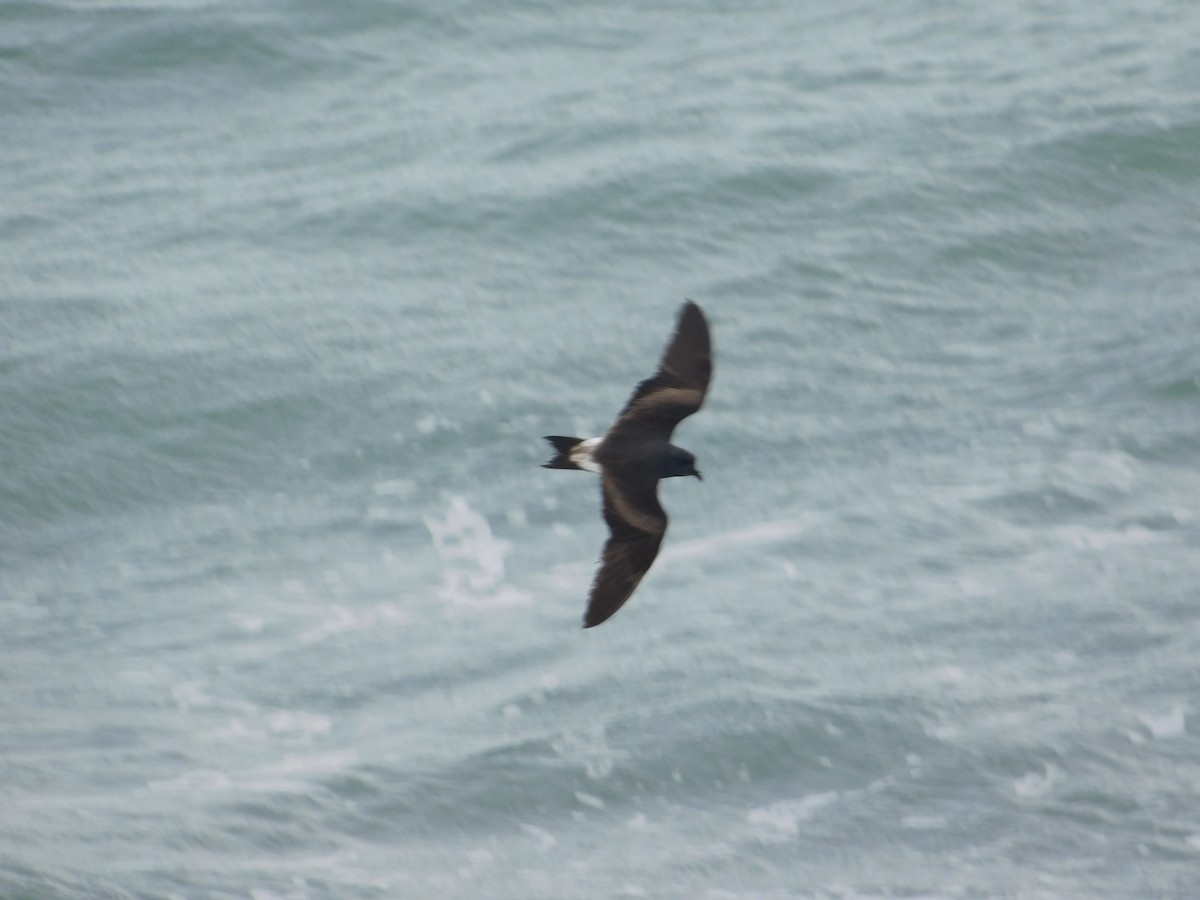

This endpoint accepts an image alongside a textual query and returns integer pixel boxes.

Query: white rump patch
[570,436,604,474]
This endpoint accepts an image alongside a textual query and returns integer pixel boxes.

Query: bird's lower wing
[584,477,667,628]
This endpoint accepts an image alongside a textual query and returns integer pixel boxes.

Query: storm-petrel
[542,300,713,628]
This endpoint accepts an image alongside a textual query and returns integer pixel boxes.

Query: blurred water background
[3,1,1200,897]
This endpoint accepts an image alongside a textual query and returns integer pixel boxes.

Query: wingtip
[582,608,611,629]
[678,299,708,331]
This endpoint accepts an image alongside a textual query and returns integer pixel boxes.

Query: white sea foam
[267,710,332,740]
[147,747,360,799]
[364,482,422,525]
[1058,524,1158,551]
[746,792,839,841]
[301,602,407,643]
[552,723,617,780]
[232,613,266,633]
[626,812,649,830]
[1013,764,1057,799]
[204,707,343,760]
[1138,703,1186,739]
[371,478,416,498]
[243,750,360,793]
[146,769,233,794]
[519,822,557,849]
[170,681,215,712]
[426,496,533,610]
[660,515,820,566]
[574,790,606,810]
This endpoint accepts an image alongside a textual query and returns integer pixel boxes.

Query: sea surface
[3,1,1200,897]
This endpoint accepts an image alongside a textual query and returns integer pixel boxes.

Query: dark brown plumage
[542,300,713,628]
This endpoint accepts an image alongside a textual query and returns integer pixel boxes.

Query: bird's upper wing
[583,475,668,628]
[609,300,712,442]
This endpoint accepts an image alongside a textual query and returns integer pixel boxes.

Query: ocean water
[3,0,1200,896]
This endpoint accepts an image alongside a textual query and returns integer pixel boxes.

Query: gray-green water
[4,1,1200,897]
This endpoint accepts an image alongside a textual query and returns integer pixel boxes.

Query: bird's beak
[693,470,703,481]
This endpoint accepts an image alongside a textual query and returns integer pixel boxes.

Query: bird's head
[663,446,702,481]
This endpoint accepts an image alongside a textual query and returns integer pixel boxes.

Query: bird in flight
[542,300,713,628]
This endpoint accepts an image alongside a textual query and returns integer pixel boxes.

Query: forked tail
[542,435,585,470]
